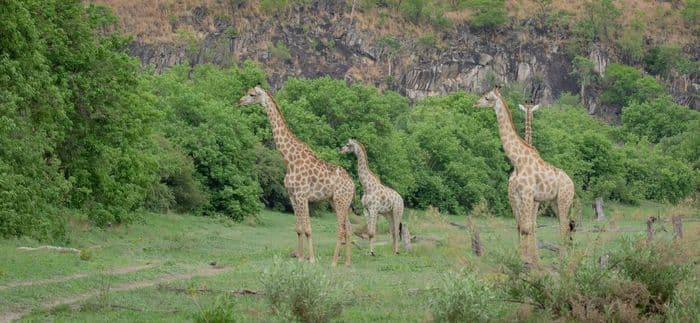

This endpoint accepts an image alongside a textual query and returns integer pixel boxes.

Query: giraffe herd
[238,84,574,268]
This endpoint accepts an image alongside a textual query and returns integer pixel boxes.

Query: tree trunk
[399,223,412,251]
[468,219,482,256]
[672,215,683,241]
[646,217,656,243]
[593,197,605,221]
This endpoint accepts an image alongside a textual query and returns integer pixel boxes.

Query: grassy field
[1,202,698,322]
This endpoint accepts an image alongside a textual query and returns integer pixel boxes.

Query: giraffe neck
[353,143,380,190]
[493,94,537,169]
[524,109,533,145]
[260,91,307,163]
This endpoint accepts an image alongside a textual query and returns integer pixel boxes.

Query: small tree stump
[593,197,605,221]
[646,216,656,243]
[467,219,482,256]
[399,223,412,251]
[672,215,683,241]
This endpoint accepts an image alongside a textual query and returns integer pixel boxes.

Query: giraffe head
[474,85,502,108]
[237,84,266,107]
[339,138,360,154]
[518,100,540,113]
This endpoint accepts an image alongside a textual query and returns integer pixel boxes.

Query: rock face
[124,2,698,119]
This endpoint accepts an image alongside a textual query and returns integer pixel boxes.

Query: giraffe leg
[366,209,377,256]
[332,195,353,267]
[290,196,305,261]
[304,214,315,263]
[554,193,574,256]
[391,204,403,254]
[516,194,537,268]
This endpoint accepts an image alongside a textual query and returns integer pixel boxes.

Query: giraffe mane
[355,141,381,182]
[493,91,540,153]
[260,87,316,156]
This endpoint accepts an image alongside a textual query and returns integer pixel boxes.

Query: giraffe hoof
[308,257,316,264]
[370,251,376,256]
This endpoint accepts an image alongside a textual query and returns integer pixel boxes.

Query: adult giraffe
[474,85,574,267]
[238,85,355,266]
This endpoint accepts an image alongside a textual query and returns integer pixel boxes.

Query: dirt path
[0,265,230,323]
[0,262,158,291]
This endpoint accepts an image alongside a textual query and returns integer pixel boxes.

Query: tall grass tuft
[260,258,351,323]
[427,270,505,322]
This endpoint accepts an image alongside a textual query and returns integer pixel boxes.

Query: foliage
[402,92,510,215]
[465,0,507,29]
[600,64,664,107]
[621,97,700,144]
[427,270,504,322]
[260,258,350,323]
[644,45,699,77]
[149,63,267,220]
[616,139,696,204]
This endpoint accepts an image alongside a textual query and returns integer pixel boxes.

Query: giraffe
[474,85,575,267]
[519,101,548,217]
[238,85,355,266]
[340,138,403,256]
[518,100,540,145]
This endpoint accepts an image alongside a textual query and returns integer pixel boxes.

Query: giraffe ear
[518,104,526,112]
[532,104,541,112]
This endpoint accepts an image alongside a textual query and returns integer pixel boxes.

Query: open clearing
[1,202,698,322]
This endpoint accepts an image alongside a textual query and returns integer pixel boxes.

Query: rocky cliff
[109,1,698,121]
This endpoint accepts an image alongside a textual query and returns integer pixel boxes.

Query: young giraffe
[340,138,403,256]
[238,85,355,266]
[474,85,575,267]
[518,100,540,145]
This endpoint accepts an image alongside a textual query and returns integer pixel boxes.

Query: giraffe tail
[399,222,404,241]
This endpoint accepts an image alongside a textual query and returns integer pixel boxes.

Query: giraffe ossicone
[340,138,404,256]
[238,85,355,266]
[474,86,575,267]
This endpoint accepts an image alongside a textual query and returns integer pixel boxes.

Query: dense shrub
[260,258,350,323]
[500,238,695,321]
[600,64,664,107]
[427,271,505,322]
[149,63,266,220]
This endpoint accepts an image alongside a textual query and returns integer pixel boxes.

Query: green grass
[1,201,697,322]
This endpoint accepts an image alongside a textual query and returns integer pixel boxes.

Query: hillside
[92,0,700,121]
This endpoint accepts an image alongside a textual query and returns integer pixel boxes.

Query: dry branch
[536,240,560,253]
[17,245,80,253]
[158,285,260,296]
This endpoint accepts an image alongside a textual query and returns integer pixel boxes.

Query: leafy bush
[600,64,664,107]
[150,63,266,220]
[427,270,505,322]
[609,238,693,314]
[260,258,350,323]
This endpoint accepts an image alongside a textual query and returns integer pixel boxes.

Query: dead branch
[158,285,260,296]
[448,222,468,230]
[536,240,560,253]
[17,245,80,253]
